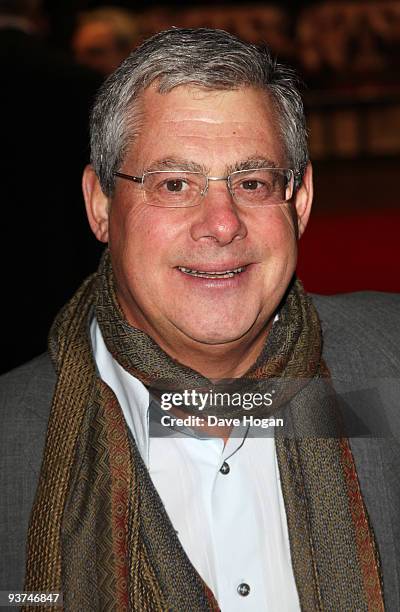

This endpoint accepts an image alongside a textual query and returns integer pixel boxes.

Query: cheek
[256,208,298,284]
[272,205,298,239]
[109,200,153,255]
[255,206,297,256]
[109,203,183,282]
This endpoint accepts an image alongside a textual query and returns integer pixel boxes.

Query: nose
[190,181,247,246]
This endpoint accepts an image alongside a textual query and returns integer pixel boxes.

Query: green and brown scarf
[23,250,384,611]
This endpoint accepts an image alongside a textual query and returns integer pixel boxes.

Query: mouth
[177,265,247,279]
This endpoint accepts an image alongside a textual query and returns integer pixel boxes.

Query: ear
[82,164,110,243]
[293,161,313,239]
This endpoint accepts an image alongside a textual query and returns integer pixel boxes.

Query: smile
[178,266,246,279]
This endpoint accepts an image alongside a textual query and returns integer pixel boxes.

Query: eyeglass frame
[113,167,299,208]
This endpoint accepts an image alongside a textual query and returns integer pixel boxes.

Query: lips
[177,265,246,279]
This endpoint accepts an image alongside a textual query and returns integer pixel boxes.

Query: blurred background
[1,0,399,373]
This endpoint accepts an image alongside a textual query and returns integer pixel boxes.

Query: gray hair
[90,27,308,196]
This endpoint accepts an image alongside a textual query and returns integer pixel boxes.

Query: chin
[178,321,254,346]
[171,302,264,346]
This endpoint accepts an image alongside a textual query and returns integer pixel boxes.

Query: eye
[239,179,273,194]
[241,180,262,191]
[165,178,186,192]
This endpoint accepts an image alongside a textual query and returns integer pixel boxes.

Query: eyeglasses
[113,168,296,208]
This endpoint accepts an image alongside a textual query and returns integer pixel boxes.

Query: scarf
[23,250,384,611]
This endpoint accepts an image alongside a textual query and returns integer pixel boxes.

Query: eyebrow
[144,156,279,175]
[145,158,207,173]
[226,157,278,174]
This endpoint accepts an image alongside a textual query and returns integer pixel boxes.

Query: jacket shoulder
[0,353,56,413]
[311,292,400,378]
[312,291,400,326]
[0,354,55,590]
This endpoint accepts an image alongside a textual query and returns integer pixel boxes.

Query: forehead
[125,84,285,172]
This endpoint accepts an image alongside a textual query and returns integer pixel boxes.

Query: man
[1,27,399,611]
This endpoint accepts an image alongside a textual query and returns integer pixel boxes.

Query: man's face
[97,85,311,351]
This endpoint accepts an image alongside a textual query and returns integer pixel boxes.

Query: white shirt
[91,318,300,611]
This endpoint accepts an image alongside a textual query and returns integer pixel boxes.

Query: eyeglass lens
[142,169,293,208]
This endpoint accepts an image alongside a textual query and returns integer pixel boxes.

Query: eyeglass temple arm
[113,171,143,184]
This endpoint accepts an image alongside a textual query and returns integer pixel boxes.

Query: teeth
[178,266,245,279]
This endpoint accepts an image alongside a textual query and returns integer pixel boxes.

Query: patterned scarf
[23,250,384,611]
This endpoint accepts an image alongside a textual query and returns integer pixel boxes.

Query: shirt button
[220,461,230,475]
[237,583,250,597]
